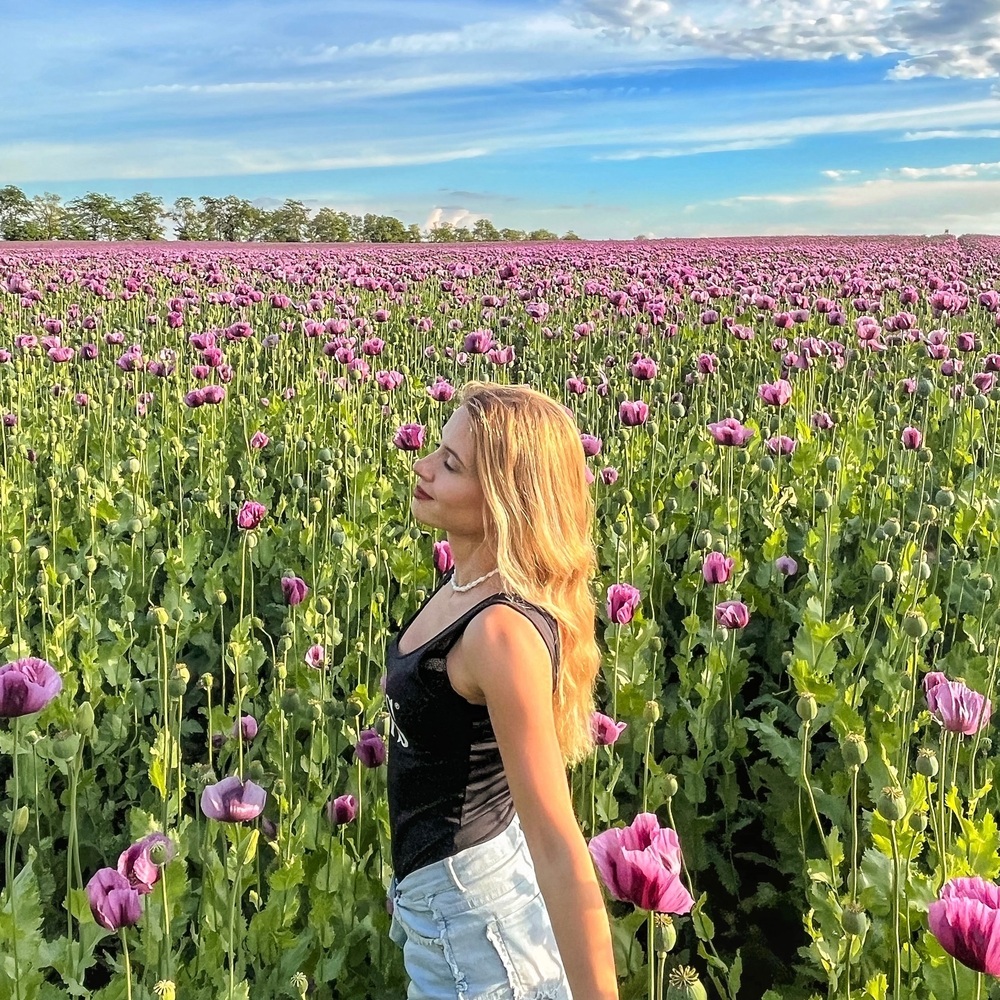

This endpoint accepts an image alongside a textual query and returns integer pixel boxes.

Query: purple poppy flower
[775,555,799,576]
[236,501,267,530]
[702,552,734,585]
[924,673,992,735]
[326,794,358,826]
[305,644,325,669]
[249,430,269,450]
[929,877,1000,974]
[393,423,426,451]
[581,434,603,457]
[433,540,454,574]
[708,418,755,447]
[901,426,923,450]
[200,776,267,823]
[230,715,259,741]
[86,868,144,930]
[619,400,650,426]
[280,576,309,606]
[591,712,628,746]
[355,728,387,768]
[0,657,62,717]
[715,600,750,629]
[606,583,641,625]
[588,813,695,914]
[758,379,793,406]
[117,833,175,895]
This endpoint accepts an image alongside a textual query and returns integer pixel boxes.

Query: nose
[412,455,430,480]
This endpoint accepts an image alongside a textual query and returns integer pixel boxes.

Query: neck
[445,533,497,590]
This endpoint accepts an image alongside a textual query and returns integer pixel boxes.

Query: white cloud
[569,0,1000,80]
[424,206,483,230]
[901,128,1000,139]
[821,169,862,179]
[894,160,1000,177]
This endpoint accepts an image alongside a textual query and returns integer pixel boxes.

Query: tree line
[0,186,579,243]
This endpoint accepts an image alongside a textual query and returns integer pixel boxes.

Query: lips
[413,486,432,501]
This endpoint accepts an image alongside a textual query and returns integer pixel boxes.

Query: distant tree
[0,185,32,240]
[360,213,410,242]
[452,226,475,242]
[308,208,353,242]
[30,193,72,240]
[526,228,558,241]
[472,218,501,242]
[263,199,310,242]
[122,192,167,240]
[404,223,423,243]
[66,192,126,240]
[561,230,582,241]
[499,228,525,241]
[426,222,456,243]
[170,197,209,240]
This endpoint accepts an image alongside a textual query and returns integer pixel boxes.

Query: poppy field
[1,235,1000,999]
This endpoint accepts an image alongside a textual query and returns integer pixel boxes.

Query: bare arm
[462,607,619,1000]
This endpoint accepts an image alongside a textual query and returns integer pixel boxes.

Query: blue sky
[4,0,1000,238]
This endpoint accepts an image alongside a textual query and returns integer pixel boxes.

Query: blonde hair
[457,381,599,768]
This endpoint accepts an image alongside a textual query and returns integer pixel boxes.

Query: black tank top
[385,569,560,883]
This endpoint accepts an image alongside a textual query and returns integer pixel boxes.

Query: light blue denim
[387,813,573,999]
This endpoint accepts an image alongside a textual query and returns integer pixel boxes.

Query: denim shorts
[387,813,573,999]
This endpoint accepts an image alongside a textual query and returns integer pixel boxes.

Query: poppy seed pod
[842,903,868,937]
[916,747,939,777]
[665,966,708,1000]
[877,786,906,823]
[841,733,868,767]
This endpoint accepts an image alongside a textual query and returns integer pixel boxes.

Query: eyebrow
[442,444,467,468]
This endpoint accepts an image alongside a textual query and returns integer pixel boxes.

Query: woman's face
[410,406,487,536]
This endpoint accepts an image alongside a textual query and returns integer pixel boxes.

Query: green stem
[890,823,901,1000]
[120,929,133,1000]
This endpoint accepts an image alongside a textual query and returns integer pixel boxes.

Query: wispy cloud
[596,138,791,160]
[821,169,862,180]
[0,139,488,183]
[901,128,1000,140]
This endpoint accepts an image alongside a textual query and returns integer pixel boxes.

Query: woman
[384,381,619,1000]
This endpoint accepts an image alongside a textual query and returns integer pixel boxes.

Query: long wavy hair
[458,381,599,768]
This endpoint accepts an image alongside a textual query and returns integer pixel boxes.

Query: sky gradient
[5,0,1000,238]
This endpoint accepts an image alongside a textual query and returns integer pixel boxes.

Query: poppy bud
[149,607,170,627]
[8,539,22,555]
[877,786,906,823]
[74,702,95,736]
[663,773,679,799]
[842,903,868,937]
[916,747,939,777]
[12,805,29,836]
[908,812,928,833]
[644,700,661,724]
[796,693,818,722]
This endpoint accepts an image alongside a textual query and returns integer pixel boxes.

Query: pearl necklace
[450,568,500,593]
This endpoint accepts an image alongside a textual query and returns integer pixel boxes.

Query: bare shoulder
[459,603,553,690]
